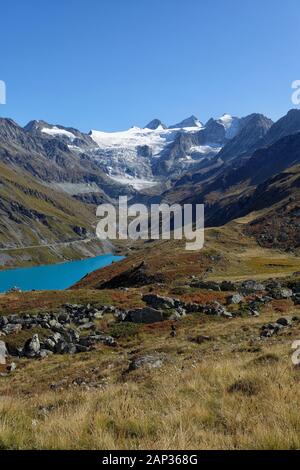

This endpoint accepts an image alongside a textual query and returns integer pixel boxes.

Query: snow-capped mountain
[168,115,203,129]
[21,113,273,191]
[88,114,251,185]
[89,125,179,187]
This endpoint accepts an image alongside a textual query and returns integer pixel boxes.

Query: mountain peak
[144,119,167,130]
[24,120,51,133]
[263,108,300,146]
[169,115,203,129]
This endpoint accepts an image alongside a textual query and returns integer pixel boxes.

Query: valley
[1,107,300,450]
[1,223,300,449]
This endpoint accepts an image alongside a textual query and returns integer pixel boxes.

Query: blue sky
[0,0,299,131]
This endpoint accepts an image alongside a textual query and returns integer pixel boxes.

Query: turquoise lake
[0,254,124,293]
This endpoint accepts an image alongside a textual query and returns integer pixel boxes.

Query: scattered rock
[219,281,236,291]
[0,316,8,328]
[190,280,221,291]
[241,280,265,294]
[126,307,167,324]
[78,322,96,331]
[142,294,176,309]
[9,362,17,372]
[184,302,205,313]
[276,317,292,327]
[98,262,165,289]
[227,293,244,305]
[90,334,117,347]
[128,354,165,371]
[260,317,295,338]
[260,323,283,338]
[2,324,22,335]
[23,334,40,358]
[204,302,232,318]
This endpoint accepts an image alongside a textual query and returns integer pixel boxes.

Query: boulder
[91,334,117,347]
[142,294,175,309]
[227,294,244,305]
[126,307,167,324]
[248,309,260,317]
[54,340,76,355]
[78,322,96,331]
[23,334,40,358]
[204,302,232,318]
[219,281,236,291]
[241,280,265,294]
[128,354,165,371]
[52,332,62,344]
[93,311,103,319]
[190,280,221,291]
[260,322,284,338]
[184,302,205,313]
[2,324,22,335]
[58,312,70,323]
[43,338,56,351]
[39,349,53,359]
[276,317,292,327]
[9,362,17,372]
[271,288,293,300]
[0,316,8,328]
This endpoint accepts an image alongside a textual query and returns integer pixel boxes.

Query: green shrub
[108,322,141,339]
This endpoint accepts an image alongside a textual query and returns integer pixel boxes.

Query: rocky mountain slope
[1,108,299,268]
[2,109,300,451]
[89,113,272,185]
[0,118,132,201]
[159,110,300,234]
[0,161,108,267]
[0,111,274,197]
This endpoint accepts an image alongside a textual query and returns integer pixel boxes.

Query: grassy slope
[0,161,105,267]
[0,295,300,449]
[0,218,300,449]
[73,220,300,290]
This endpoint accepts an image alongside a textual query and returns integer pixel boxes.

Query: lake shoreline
[0,254,125,293]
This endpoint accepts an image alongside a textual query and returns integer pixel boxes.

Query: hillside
[1,222,300,449]
[158,111,300,230]
[0,118,132,201]
[73,220,300,290]
[0,161,106,268]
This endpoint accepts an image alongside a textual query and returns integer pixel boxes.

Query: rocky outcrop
[142,294,178,309]
[128,354,165,371]
[260,316,298,338]
[0,304,119,361]
[98,263,165,289]
[125,307,167,324]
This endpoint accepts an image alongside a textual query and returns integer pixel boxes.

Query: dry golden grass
[0,288,143,316]
[1,302,300,450]
[73,223,300,290]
